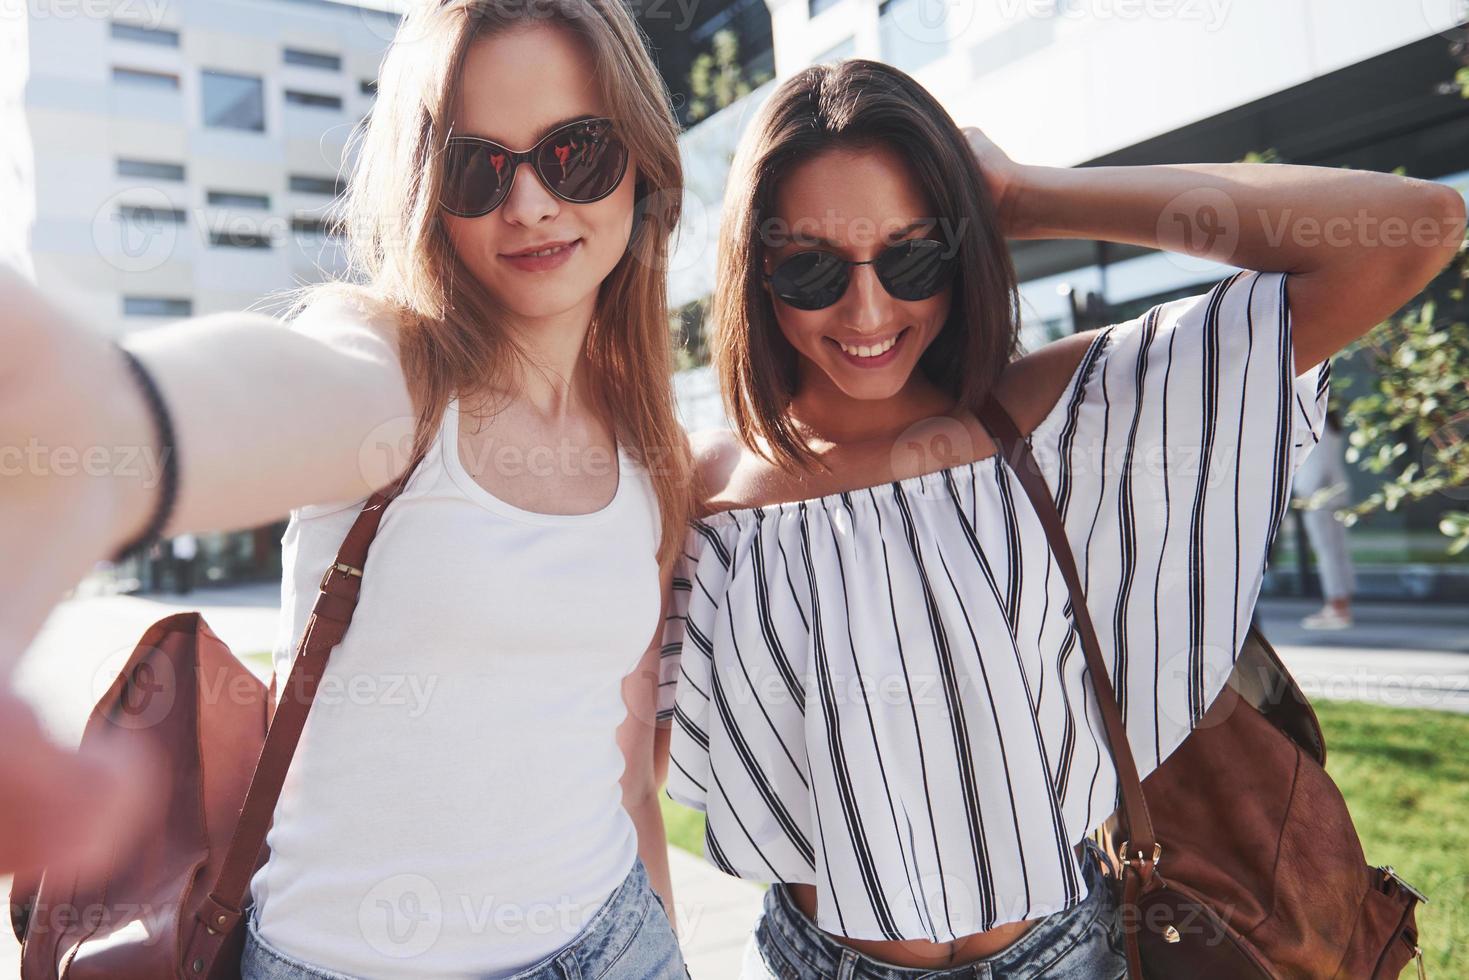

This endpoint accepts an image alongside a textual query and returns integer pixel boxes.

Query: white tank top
[248,394,664,979]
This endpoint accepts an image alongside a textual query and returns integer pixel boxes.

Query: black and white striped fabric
[661,269,1331,943]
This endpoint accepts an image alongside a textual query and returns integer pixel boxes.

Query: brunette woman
[660,59,1463,979]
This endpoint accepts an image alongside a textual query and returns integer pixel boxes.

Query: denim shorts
[241,856,690,980]
[743,839,1127,980]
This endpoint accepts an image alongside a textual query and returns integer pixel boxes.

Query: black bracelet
[109,342,180,565]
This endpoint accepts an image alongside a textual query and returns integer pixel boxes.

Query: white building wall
[767,0,1450,167]
[21,0,398,334]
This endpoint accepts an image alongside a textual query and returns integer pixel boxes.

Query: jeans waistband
[759,839,1114,980]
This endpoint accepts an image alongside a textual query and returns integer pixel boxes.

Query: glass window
[111,21,179,46]
[119,205,186,224]
[123,296,192,317]
[209,230,274,249]
[289,174,344,196]
[207,191,270,209]
[360,78,378,97]
[113,67,180,90]
[291,216,338,237]
[117,159,185,181]
[283,48,341,71]
[284,90,343,110]
[202,70,265,132]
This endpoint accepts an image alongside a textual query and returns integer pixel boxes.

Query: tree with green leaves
[686,29,769,123]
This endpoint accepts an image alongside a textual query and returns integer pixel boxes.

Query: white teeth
[838,335,898,358]
[521,243,569,257]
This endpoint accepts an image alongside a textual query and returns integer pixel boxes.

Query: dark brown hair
[711,58,1022,470]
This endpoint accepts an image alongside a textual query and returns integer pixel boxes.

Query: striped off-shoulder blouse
[656,269,1332,943]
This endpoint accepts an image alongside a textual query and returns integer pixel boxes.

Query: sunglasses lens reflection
[877,239,954,301]
[442,139,512,216]
[535,119,628,204]
[771,251,849,310]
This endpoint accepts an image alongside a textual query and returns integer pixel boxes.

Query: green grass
[660,794,708,860]
[1314,698,1469,976]
[660,700,1468,972]
[242,651,273,671]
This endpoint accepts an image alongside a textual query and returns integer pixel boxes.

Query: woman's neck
[498,299,598,423]
[787,366,957,451]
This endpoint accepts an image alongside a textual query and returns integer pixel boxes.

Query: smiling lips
[504,239,577,258]
[830,326,910,363]
[498,238,582,272]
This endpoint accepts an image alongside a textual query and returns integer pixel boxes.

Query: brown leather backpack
[10,458,419,979]
[978,396,1427,980]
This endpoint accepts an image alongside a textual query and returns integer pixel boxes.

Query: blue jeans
[242,856,689,979]
[745,839,1127,979]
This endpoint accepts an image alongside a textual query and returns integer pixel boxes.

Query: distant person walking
[169,532,198,596]
[1292,404,1357,628]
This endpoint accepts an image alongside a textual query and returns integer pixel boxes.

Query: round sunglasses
[762,238,958,311]
[439,116,629,218]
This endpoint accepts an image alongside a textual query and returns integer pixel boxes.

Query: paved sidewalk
[1255,597,1469,713]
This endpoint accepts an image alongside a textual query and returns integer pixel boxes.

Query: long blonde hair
[301,0,691,564]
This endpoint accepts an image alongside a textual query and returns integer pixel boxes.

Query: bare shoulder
[992,328,1104,436]
[289,285,405,361]
[688,428,745,517]
[688,428,792,518]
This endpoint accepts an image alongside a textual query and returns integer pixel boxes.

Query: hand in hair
[961,125,1027,236]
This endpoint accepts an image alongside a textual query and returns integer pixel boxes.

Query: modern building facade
[9,0,402,588]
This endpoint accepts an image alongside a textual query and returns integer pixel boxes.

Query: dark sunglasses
[440,116,629,218]
[762,238,957,311]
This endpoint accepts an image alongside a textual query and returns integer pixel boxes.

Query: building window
[207,191,271,210]
[112,67,180,90]
[209,230,274,249]
[289,174,344,196]
[360,78,378,97]
[117,158,185,181]
[202,70,265,132]
[284,90,343,110]
[124,296,192,317]
[119,204,186,224]
[111,21,179,46]
[291,216,339,238]
[283,48,341,71]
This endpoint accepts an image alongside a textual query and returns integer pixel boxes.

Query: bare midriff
[785,883,1039,970]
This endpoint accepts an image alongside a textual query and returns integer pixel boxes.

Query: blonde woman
[0,1,693,977]
[660,60,1463,979]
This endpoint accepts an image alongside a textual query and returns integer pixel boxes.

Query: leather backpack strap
[974,397,1160,887]
[186,455,424,950]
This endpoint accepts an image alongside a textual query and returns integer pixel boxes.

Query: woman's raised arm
[0,265,416,672]
[963,126,1467,375]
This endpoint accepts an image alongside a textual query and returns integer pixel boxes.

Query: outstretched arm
[0,267,417,675]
